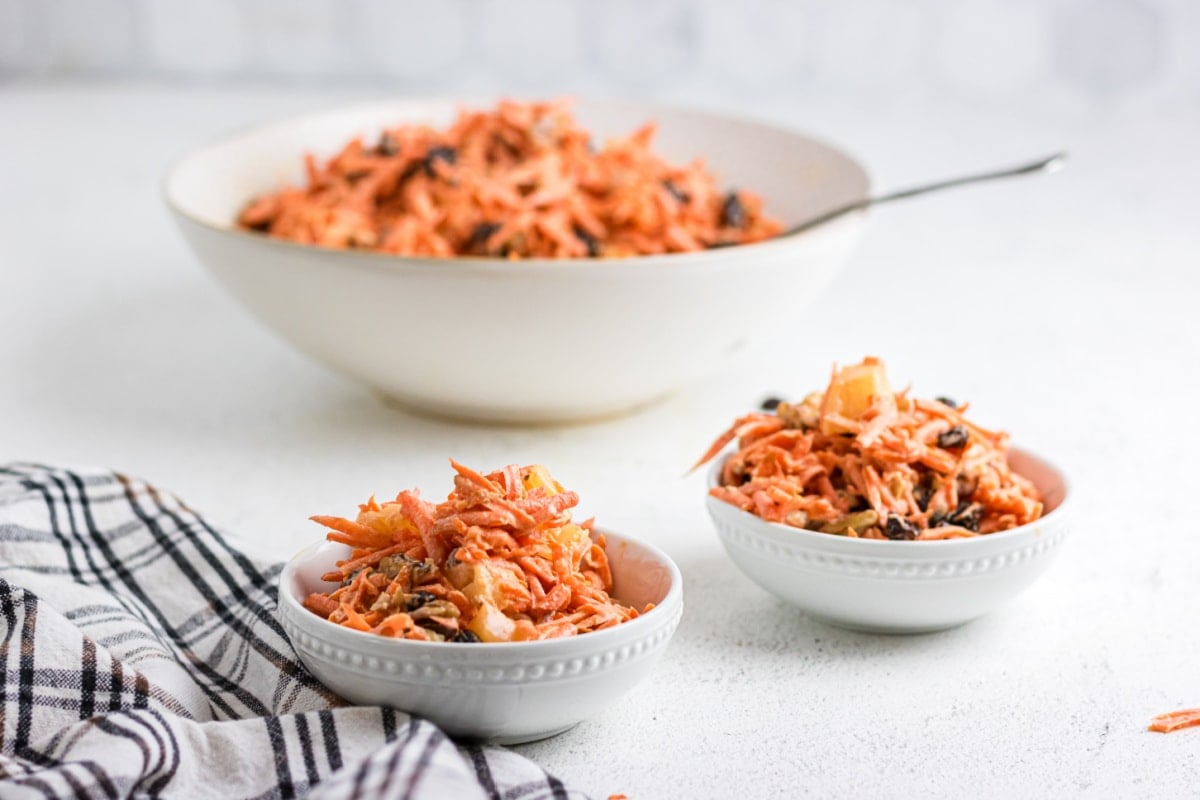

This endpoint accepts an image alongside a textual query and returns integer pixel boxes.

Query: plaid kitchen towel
[0,464,586,800]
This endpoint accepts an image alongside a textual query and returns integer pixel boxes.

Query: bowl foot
[372,389,674,427]
[806,613,981,636]
[459,722,581,746]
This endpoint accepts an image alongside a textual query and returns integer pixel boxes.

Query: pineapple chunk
[356,504,417,537]
[444,554,474,590]
[467,601,517,642]
[820,357,895,435]
[457,561,494,604]
[521,465,563,495]
[547,523,589,560]
[466,601,537,642]
[457,559,531,613]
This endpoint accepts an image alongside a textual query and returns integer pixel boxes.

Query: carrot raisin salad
[302,461,641,642]
[695,358,1043,540]
[238,98,780,258]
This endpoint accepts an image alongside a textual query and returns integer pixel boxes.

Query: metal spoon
[784,151,1067,236]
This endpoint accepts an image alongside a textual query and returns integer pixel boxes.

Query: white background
[2,0,1199,110]
[3,2,1199,798]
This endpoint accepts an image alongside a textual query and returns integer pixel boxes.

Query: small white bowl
[705,447,1071,633]
[164,99,868,423]
[277,529,683,744]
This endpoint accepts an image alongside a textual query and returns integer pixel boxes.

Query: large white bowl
[277,529,683,744]
[164,99,869,423]
[706,447,1071,633]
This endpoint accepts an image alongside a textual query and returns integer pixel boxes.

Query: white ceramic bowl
[277,529,683,744]
[164,99,869,423]
[705,447,1071,633]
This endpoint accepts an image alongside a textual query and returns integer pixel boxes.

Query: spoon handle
[785,151,1067,236]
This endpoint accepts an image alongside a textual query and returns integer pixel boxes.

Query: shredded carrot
[694,357,1044,540]
[301,460,640,642]
[1149,708,1200,733]
[238,98,781,258]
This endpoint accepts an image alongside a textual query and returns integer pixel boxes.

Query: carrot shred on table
[301,461,640,642]
[238,98,781,258]
[694,357,1044,540]
[1149,708,1200,733]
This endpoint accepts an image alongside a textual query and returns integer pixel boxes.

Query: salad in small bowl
[696,358,1070,633]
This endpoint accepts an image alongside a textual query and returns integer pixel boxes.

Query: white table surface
[2,80,1198,799]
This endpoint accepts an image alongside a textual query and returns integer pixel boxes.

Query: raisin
[760,396,784,411]
[913,483,932,512]
[884,515,918,540]
[423,145,457,177]
[935,396,957,408]
[453,630,481,643]
[947,502,983,532]
[491,132,520,159]
[663,179,690,203]
[956,474,976,500]
[496,231,527,258]
[405,590,437,611]
[928,510,949,528]
[398,161,423,183]
[937,425,969,449]
[467,222,501,255]
[573,225,601,257]
[720,192,748,229]
[417,617,457,638]
[376,133,398,156]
